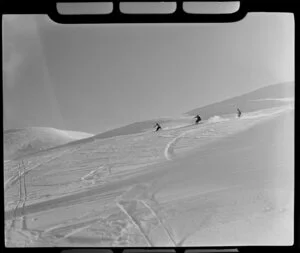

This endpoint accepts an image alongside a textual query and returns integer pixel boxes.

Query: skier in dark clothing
[237,108,242,118]
[194,114,202,124]
[154,123,162,132]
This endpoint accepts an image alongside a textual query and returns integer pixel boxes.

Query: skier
[194,114,202,124]
[154,122,162,132]
[237,108,242,118]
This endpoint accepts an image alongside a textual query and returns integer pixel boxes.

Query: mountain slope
[4,127,93,160]
[83,81,294,140]
[4,106,293,246]
[93,81,294,138]
[185,81,294,118]
[11,81,294,160]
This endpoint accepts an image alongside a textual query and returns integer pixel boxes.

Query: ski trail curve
[164,128,198,161]
[164,133,185,161]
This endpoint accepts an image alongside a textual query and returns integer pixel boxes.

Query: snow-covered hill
[14,82,294,160]
[94,81,294,138]
[4,127,93,160]
[4,82,294,247]
[4,104,294,247]
[185,81,294,118]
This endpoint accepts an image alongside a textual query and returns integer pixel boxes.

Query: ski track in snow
[116,197,176,246]
[5,146,86,245]
[4,147,82,191]
[6,161,37,246]
[163,105,293,161]
[164,131,188,161]
[164,124,207,161]
[8,162,27,230]
[116,201,153,246]
[140,200,176,246]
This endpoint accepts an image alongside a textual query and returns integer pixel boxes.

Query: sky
[3,13,294,134]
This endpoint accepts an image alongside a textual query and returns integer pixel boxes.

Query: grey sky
[3,13,294,134]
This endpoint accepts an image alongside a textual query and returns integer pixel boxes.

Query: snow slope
[185,81,294,119]
[24,82,293,158]
[4,104,293,247]
[4,127,93,160]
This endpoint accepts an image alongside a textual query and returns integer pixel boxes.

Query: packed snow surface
[4,104,294,247]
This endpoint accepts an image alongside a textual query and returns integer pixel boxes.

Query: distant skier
[154,123,162,132]
[194,114,202,124]
[237,108,242,118]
